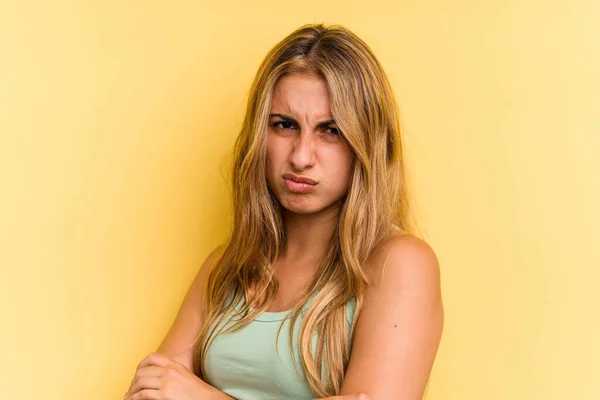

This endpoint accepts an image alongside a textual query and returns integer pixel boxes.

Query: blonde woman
[124,23,444,400]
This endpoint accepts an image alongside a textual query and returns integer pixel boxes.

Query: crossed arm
[125,235,443,400]
[339,235,444,399]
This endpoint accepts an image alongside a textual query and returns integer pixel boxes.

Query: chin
[279,199,319,214]
[278,194,341,216]
[283,205,322,215]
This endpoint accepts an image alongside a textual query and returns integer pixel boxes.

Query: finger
[137,352,174,369]
[134,365,166,378]
[124,366,165,399]
[126,376,162,398]
[126,389,160,400]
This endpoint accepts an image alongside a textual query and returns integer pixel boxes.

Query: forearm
[315,393,370,400]
[206,384,237,400]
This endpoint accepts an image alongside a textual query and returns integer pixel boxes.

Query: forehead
[270,73,332,120]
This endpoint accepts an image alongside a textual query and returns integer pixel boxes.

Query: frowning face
[265,73,354,216]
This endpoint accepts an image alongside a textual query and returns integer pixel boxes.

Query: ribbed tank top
[204,292,357,400]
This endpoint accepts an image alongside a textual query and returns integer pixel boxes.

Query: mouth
[282,173,318,193]
[282,173,318,185]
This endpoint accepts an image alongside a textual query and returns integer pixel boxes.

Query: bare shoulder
[365,232,441,290]
[178,243,225,306]
[155,244,224,370]
[197,244,225,283]
[340,233,444,398]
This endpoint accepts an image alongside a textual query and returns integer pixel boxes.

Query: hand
[123,352,216,400]
[314,394,372,400]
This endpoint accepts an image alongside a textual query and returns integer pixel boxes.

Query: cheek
[340,155,354,190]
[265,135,285,178]
[338,145,354,178]
[324,146,354,190]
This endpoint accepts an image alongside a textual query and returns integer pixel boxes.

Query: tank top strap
[346,296,357,326]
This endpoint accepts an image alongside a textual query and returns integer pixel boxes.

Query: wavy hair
[192,23,418,397]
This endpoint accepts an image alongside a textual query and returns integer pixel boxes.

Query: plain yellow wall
[1,1,598,399]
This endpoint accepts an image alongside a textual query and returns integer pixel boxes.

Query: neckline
[249,291,318,322]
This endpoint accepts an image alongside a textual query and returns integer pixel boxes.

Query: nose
[289,130,316,172]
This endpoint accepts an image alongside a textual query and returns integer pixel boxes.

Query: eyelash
[270,121,340,135]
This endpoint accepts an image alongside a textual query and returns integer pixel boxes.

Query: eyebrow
[269,113,337,129]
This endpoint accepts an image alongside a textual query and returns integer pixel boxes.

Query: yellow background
[1,1,598,399]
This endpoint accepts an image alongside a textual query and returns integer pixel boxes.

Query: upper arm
[155,245,223,371]
[340,235,444,399]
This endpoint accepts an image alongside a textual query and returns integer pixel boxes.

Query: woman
[124,23,444,400]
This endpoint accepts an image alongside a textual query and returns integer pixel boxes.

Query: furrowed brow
[269,113,336,128]
[315,119,336,129]
[269,113,297,123]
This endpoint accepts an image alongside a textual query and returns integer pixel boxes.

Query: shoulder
[340,233,444,397]
[365,233,441,291]
[178,244,225,313]
[154,244,225,371]
[200,244,225,277]
[359,232,443,328]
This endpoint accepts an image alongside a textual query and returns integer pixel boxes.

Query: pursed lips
[282,173,318,185]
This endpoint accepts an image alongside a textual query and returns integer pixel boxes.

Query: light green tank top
[204,292,357,400]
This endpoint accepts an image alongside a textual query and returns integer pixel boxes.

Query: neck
[280,202,341,264]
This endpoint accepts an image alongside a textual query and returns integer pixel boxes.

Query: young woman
[124,23,444,400]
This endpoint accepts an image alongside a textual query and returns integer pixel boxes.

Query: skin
[262,72,354,311]
[124,73,443,400]
[339,235,444,399]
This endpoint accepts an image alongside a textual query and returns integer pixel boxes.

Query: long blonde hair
[193,23,417,396]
